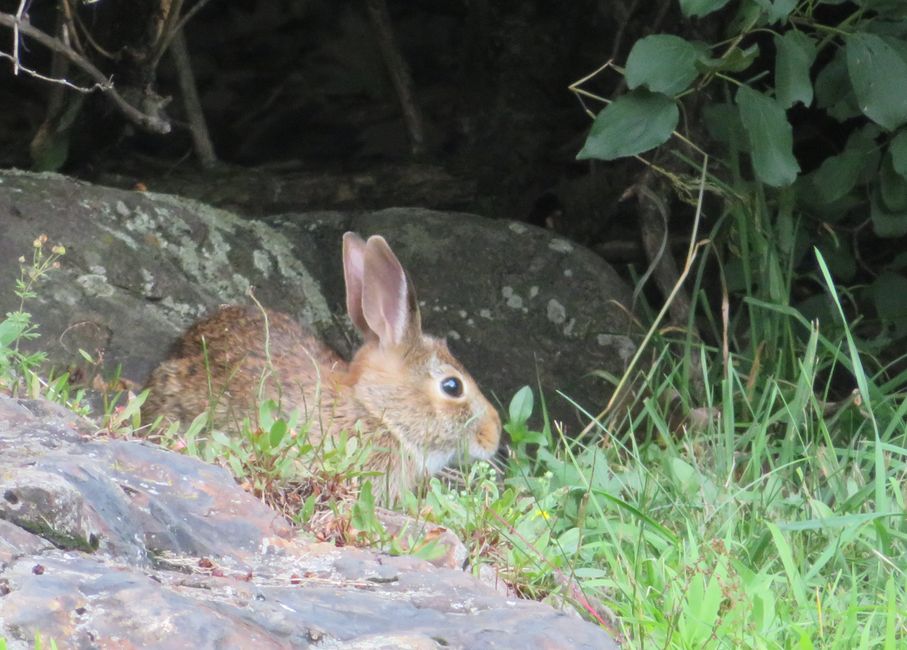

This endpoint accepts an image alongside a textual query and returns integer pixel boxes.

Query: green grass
[420,247,907,648]
[503,359,904,646]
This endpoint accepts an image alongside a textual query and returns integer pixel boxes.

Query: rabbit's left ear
[343,232,375,341]
[361,235,422,348]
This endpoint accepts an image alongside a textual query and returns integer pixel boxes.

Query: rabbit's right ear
[342,232,374,340]
[361,235,422,348]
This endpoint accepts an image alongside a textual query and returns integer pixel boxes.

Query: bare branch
[0,49,106,92]
[150,0,218,72]
[170,28,217,167]
[0,12,171,134]
[151,0,185,67]
[364,0,425,156]
[12,0,26,75]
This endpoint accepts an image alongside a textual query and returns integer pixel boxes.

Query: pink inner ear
[342,232,372,338]
[361,235,418,347]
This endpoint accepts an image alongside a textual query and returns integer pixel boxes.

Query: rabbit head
[339,233,502,476]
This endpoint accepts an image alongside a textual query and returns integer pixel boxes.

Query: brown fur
[143,234,502,499]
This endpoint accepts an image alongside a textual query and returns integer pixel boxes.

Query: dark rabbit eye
[440,376,463,398]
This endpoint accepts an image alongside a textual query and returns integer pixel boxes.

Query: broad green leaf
[871,186,907,237]
[211,430,233,448]
[577,89,678,161]
[626,35,699,95]
[754,0,797,23]
[679,0,733,18]
[810,153,863,203]
[508,385,534,425]
[736,85,800,187]
[815,48,861,121]
[0,318,26,348]
[890,130,907,178]
[846,124,883,182]
[775,31,817,108]
[880,152,907,211]
[846,33,907,130]
[268,419,288,449]
[871,272,907,321]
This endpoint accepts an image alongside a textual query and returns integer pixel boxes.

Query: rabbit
[143,232,502,499]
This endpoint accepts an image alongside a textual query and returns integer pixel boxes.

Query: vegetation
[2,2,907,648]
[546,0,907,645]
[5,228,905,647]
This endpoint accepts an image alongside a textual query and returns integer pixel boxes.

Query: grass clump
[421,252,906,647]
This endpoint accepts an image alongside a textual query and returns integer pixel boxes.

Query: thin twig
[12,0,26,75]
[150,0,218,73]
[581,156,711,436]
[67,0,118,60]
[0,50,100,92]
[170,28,217,167]
[59,0,85,58]
[0,12,171,134]
[607,0,640,64]
[149,0,185,71]
[364,0,425,156]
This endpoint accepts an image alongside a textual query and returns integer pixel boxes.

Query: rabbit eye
[440,376,463,398]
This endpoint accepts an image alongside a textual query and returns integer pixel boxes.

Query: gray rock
[0,169,634,430]
[0,396,619,649]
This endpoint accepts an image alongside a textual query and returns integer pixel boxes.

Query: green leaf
[703,102,749,151]
[881,152,907,211]
[815,48,861,121]
[846,124,883,183]
[351,481,381,533]
[870,272,907,326]
[890,130,907,178]
[810,153,863,203]
[508,385,534,425]
[776,510,901,531]
[268,419,288,449]
[679,0,733,18]
[577,89,678,161]
[625,35,700,96]
[0,317,27,348]
[774,31,817,108]
[697,44,759,74]
[736,85,800,187]
[846,33,907,130]
[754,0,797,23]
[871,186,907,237]
[858,0,907,13]
[257,399,277,432]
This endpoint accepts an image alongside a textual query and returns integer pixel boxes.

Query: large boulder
[0,396,618,648]
[0,169,635,430]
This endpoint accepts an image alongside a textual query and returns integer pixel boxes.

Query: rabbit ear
[361,235,422,348]
[342,232,373,339]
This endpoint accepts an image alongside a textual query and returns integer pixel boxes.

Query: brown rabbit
[143,232,502,498]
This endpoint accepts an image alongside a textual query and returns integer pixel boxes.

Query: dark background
[0,0,672,266]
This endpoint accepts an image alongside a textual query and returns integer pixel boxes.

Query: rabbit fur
[143,232,502,498]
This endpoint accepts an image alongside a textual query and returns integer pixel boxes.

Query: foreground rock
[0,170,634,429]
[0,396,618,648]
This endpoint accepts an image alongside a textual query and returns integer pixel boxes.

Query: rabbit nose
[475,408,502,453]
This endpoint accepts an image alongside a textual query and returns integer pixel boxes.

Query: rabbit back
[143,305,345,430]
